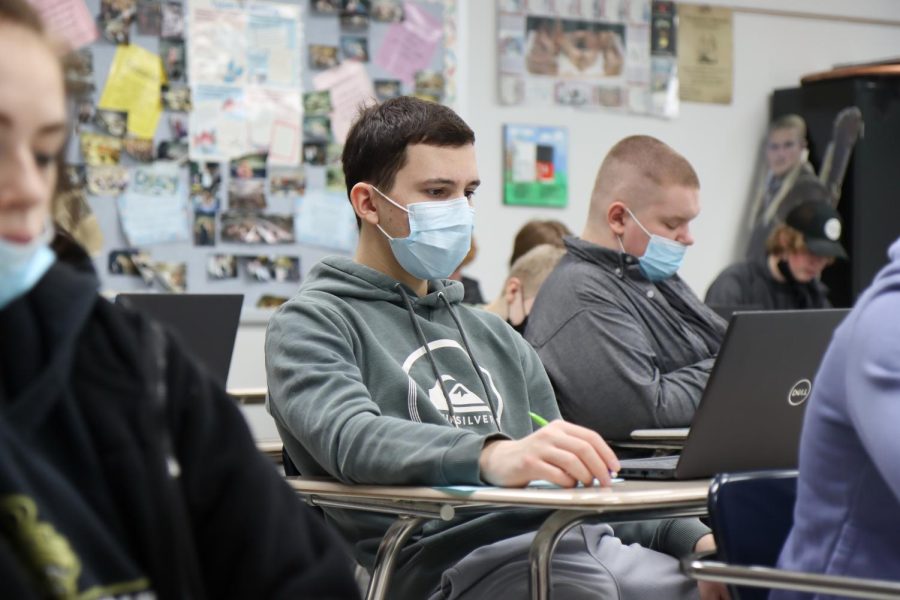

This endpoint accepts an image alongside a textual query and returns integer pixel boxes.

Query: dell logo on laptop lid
[788,379,812,406]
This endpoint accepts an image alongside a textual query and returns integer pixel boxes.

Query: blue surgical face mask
[623,207,686,281]
[372,186,475,281]
[0,222,57,310]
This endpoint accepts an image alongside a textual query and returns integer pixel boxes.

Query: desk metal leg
[528,505,709,600]
[366,515,426,600]
[529,509,596,600]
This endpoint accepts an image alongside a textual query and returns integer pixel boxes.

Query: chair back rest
[708,470,798,600]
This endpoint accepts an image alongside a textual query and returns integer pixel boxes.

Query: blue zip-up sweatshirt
[774,237,900,596]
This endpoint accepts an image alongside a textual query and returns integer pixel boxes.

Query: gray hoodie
[266,256,709,598]
[527,237,727,441]
[266,256,561,597]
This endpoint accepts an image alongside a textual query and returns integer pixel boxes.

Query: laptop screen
[115,293,243,387]
[673,308,848,479]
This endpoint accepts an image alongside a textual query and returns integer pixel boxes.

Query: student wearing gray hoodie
[266,98,725,600]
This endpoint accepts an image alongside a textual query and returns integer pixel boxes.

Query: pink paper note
[313,61,376,144]
[29,0,98,51]
[374,2,442,85]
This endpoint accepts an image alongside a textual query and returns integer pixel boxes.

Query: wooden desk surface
[287,477,710,512]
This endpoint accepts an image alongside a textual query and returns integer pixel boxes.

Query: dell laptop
[618,309,848,480]
[115,293,243,387]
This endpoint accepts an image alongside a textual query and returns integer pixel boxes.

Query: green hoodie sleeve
[266,299,495,486]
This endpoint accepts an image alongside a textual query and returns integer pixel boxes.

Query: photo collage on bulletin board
[496,0,678,118]
[41,0,457,321]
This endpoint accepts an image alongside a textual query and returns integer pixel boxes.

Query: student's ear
[607,201,628,236]
[503,277,522,305]
[350,183,379,225]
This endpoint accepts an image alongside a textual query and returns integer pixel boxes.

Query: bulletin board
[59,0,457,322]
[495,0,678,119]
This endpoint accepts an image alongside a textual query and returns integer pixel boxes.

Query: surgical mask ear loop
[371,186,407,241]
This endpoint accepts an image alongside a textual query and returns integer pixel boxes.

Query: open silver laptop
[618,309,848,480]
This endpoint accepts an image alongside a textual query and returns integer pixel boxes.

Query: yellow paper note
[99,45,166,139]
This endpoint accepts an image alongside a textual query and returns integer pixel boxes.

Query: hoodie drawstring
[437,292,501,432]
[396,285,460,428]
[396,285,502,433]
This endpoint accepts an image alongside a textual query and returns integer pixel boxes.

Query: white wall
[229,0,900,392]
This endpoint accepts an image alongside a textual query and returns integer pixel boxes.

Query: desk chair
[683,470,900,599]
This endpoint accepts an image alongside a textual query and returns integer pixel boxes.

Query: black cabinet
[772,76,900,307]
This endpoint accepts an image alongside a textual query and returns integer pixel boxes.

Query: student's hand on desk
[479,420,620,488]
[694,534,731,600]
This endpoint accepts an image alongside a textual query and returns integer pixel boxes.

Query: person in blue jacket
[774,235,900,595]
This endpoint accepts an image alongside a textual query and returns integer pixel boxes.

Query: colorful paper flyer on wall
[245,87,302,165]
[495,2,676,118]
[502,124,568,208]
[189,85,248,161]
[187,0,302,162]
[295,191,358,252]
[98,44,165,139]
[117,162,190,246]
[313,61,376,144]
[188,0,247,85]
[246,3,302,87]
[30,0,98,51]
[677,4,733,104]
[374,1,442,84]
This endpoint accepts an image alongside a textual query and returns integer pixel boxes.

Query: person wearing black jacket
[706,201,846,311]
[0,2,359,597]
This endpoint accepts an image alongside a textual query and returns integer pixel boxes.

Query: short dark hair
[342,97,475,216]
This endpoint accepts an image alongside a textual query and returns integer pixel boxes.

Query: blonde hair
[589,135,699,216]
[766,224,807,255]
[509,244,566,298]
[769,114,807,140]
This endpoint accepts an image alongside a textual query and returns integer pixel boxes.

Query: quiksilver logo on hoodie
[402,339,504,427]
[428,376,495,426]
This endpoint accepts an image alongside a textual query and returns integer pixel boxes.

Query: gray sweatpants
[429,523,698,600]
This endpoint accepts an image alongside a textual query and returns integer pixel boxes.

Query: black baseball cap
[785,201,847,259]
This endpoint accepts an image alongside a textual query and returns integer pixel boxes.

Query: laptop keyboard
[619,455,679,470]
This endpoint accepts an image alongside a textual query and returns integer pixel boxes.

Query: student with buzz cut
[266,97,726,600]
[525,136,727,443]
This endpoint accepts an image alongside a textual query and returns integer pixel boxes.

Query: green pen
[529,411,550,427]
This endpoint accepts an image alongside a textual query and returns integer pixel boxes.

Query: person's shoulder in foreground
[526,135,726,441]
[0,2,359,596]
[773,237,900,596]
